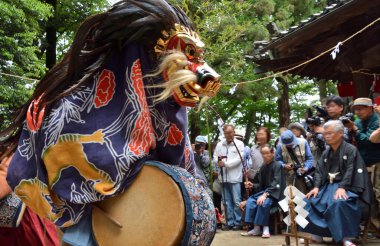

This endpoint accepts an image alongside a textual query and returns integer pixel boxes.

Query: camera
[311,133,326,151]
[312,105,328,118]
[293,165,304,177]
[306,116,322,126]
[339,113,355,124]
[304,175,314,191]
[218,155,227,161]
[194,143,202,151]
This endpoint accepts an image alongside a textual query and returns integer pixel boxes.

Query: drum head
[92,165,185,246]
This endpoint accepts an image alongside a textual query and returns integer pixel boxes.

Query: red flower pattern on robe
[167,123,184,146]
[94,69,116,108]
[128,60,156,155]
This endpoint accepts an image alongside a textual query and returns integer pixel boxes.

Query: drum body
[92,161,216,246]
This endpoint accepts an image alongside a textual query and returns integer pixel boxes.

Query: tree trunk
[353,73,372,98]
[46,0,57,69]
[277,77,290,127]
[317,79,327,105]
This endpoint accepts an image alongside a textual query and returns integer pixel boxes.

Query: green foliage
[0,0,51,129]
[0,0,110,130]
[51,0,110,59]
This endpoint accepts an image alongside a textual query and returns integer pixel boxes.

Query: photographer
[193,135,210,183]
[306,116,326,167]
[275,130,314,194]
[325,95,353,143]
[343,98,380,166]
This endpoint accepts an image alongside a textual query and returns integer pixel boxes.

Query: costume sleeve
[303,141,314,170]
[339,148,355,189]
[275,144,285,168]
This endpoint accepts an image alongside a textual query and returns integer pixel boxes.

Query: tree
[174,0,329,143]
[43,0,110,68]
[0,0,110,130]
[0,0,51,130]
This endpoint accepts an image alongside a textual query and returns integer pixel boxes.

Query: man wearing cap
[344,97,380,166]
[344,98,380,218]
[194,135,210,184]
[275,130,313,194]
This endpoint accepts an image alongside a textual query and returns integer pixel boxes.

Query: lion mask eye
[185,44,196,60]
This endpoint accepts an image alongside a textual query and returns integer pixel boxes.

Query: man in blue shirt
[275,130,313,194]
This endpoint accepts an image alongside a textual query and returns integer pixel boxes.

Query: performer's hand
[334,188,348,200]
[239,201,246,211]
[284,163,293,170]
[244,181,253,189]
[257,193,267,206]
[306,187,319,199]
[218,161,225,167]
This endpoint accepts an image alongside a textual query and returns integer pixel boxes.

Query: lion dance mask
[5,0,219,245]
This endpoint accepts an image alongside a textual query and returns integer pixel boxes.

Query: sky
[108,0,118,5]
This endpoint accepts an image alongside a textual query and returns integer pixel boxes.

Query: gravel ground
[211,229,380,246]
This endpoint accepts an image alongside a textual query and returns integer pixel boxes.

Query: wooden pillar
[352,73,372,98]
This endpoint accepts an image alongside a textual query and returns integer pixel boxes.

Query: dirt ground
[211,229,380,246]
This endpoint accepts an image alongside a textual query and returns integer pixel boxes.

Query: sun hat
[288,122,307,137]
[352,97,373,108]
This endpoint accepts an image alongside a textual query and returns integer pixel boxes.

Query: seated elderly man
[303,120,372,246]
[240,145,285,238]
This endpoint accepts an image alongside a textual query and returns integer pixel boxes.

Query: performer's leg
[231,182,242,226]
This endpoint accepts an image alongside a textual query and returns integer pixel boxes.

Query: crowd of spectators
[193,95,380,246]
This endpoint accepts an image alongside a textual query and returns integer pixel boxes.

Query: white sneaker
[343,240,356,246]
[240,228,261,236]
